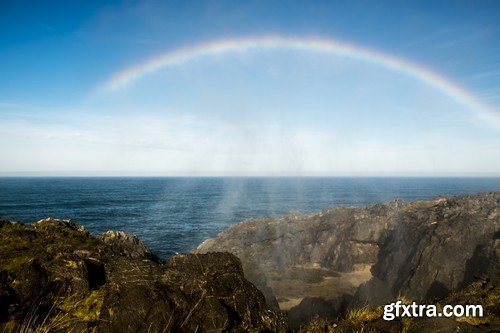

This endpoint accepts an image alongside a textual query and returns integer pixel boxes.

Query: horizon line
[1,173,500,178]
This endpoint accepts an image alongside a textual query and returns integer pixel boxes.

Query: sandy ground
[264,264,372,310]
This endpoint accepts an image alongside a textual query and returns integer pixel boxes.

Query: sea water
[1,177,499,257]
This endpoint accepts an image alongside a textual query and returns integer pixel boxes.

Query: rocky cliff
[357,192,499,306]
[194,192,500,328]
[0,218,285,332]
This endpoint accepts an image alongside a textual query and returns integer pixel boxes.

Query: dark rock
[0,218,285,332]
[353,277,393,308]
[14,259,50,304]
[84,258,106,290]
[287,295,351,330]
[97,252,286,332]
[407,317,483,333]
[370,317,403,333]
[331,315,403,333]
[0,272,18,322]
[0,217,13,228]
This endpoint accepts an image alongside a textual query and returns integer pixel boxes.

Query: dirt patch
[265,264,372,310]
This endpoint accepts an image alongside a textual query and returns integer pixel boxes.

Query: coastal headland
[1,192,499,332]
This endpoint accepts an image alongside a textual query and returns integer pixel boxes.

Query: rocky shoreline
[0,218,285,332]
[1,192,499,332]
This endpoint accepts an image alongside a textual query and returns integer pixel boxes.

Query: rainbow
[98,35,500,129]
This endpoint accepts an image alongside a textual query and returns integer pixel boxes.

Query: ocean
[1,177,499,258]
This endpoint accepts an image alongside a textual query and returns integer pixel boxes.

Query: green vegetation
[58,288,106,324]
[0,220,107,332]
[0,221,98,275]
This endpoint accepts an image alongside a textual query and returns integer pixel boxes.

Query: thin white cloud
[1,113,498,176]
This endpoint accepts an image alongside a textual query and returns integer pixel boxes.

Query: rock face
[194,192,500,327]
[194,203,398,314]
[193,198,402,316]
[195,201,398,272]
[0,218,285,332]
[357,192,500,306]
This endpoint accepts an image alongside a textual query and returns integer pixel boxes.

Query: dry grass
[15,288,106,333]
[346,306,382,323]
[440,278,500,327]
[340,306,383,333]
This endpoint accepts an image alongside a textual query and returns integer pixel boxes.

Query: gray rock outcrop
[194,192,500,327]
[358,192,500,306]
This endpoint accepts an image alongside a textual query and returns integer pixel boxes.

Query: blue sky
[1,0,500,176]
